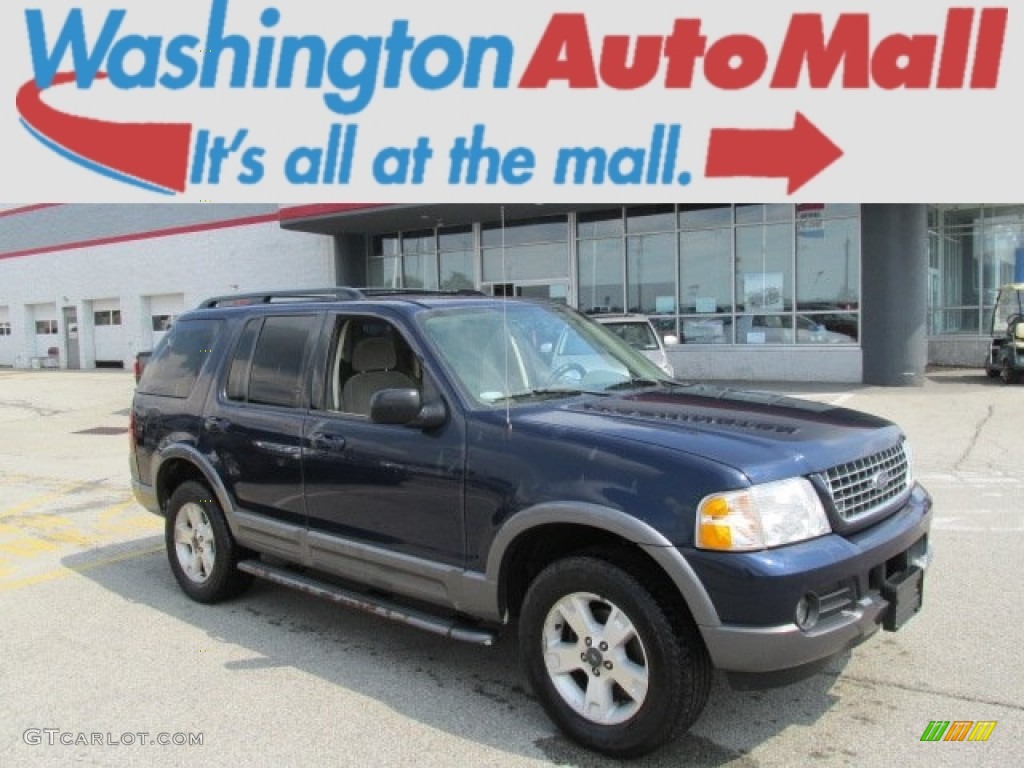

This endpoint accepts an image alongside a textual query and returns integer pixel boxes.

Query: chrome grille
[822,443,909,522]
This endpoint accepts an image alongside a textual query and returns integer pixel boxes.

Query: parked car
[984,283,1024,384]
[593,314,677,377]
[737,314,856,345]
[130,289,932,758]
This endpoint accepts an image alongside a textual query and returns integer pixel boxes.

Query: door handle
[204,417,231,434]
[310,432,346,452]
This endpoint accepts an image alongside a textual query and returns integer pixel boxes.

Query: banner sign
[0,1,1018,201]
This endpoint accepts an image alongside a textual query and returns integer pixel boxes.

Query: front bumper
[693,483,932,674]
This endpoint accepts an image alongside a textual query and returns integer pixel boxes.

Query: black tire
[518,556,711,758]
[1001,358,1020,385]
[165,481,252,603]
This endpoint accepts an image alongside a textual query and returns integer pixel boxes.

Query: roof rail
[198,288,366,308]
[358,288,486,298]
[197,287,486,308]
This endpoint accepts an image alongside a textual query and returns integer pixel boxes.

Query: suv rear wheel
[166,481,252,603]
[518,556,710,758]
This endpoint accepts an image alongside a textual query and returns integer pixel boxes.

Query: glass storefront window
[626,205,676,234]
[737,204,793,225]
[578,209,624,239]
[681,315,731,344]
[578,238,625,314]
[735,313,793,345]
[627,232,676,315]
[928,205,1024,336]
[365,203,866,347]
[735,223,793,312]
[680,227,732,314]
[369,235,401,288]
[482,216,566,247]
[680,205,732,230]
[481,216,568,283]
[796,217,860,312]
[402,229,438,290]
[439,226,475,292]
[482,242,568,282]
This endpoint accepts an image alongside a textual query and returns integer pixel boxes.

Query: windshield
[420,303,669,406]
[992,286,1024,334]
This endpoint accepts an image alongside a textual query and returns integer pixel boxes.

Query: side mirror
[370,389,446,429]
[663,335,680,346]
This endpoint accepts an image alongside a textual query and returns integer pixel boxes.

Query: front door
[62,306,80,369]
[302,313,466,571]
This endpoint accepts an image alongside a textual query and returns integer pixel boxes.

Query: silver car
[593,314,676,377]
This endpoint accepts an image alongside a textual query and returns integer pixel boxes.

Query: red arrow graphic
[16,72,192,194]
[705,113,843,195]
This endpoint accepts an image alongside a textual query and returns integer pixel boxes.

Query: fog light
[795,594,820,630]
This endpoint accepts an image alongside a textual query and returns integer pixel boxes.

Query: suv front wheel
[165,481,253,603]
[518,555,711,758]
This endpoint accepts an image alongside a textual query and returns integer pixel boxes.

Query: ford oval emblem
[871,470,892,490]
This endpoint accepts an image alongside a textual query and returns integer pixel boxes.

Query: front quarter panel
[463,409,746,571]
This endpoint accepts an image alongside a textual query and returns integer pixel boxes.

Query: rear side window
[138,319,222,398]
[228,315,319,408]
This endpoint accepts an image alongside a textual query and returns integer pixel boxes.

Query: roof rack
[198,288,365,308]
[197,287,485,308]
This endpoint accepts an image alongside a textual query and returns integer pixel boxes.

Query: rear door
[200,312,323,560]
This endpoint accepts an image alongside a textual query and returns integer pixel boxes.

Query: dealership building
[1,202,1022,385]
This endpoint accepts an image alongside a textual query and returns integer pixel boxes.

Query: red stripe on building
[279,203,386,221]
[0,212,280,261]
[0,204,62,220]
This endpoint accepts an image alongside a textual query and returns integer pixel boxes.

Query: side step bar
[236,560,498,646]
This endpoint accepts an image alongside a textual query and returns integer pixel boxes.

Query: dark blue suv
[130,289,932,758]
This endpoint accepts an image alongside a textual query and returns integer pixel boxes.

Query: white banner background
[0,0,1021,202]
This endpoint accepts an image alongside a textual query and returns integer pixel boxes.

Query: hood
[515,384,903,485]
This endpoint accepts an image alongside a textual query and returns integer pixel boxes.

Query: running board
[236,560,497,646]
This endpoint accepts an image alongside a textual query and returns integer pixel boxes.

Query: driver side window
[325,316,421,416]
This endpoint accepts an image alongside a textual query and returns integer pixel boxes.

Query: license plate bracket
[881,565,924,631]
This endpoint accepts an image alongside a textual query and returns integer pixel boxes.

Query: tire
[165,481,253,603]
[1001,358,1020,385]
[518,556,711,758]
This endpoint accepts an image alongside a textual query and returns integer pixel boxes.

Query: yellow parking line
[0,545,165,591]
[0,488,78,520]
[0,538,59,556]
[98,501,137,522]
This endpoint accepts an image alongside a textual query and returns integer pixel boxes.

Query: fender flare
[154,444,241,537]
[486,501,721,628]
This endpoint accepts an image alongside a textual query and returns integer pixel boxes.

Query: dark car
[130,289,932,758]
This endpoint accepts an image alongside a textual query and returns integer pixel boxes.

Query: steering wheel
[544,362,586,388]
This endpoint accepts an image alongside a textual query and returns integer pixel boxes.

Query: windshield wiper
[487,388,584,404]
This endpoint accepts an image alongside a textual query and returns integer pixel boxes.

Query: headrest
[352,336,397,373]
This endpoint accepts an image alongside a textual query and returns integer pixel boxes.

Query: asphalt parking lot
[0,368,1020,767]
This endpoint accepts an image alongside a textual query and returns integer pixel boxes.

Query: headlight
[696,477,831,551]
